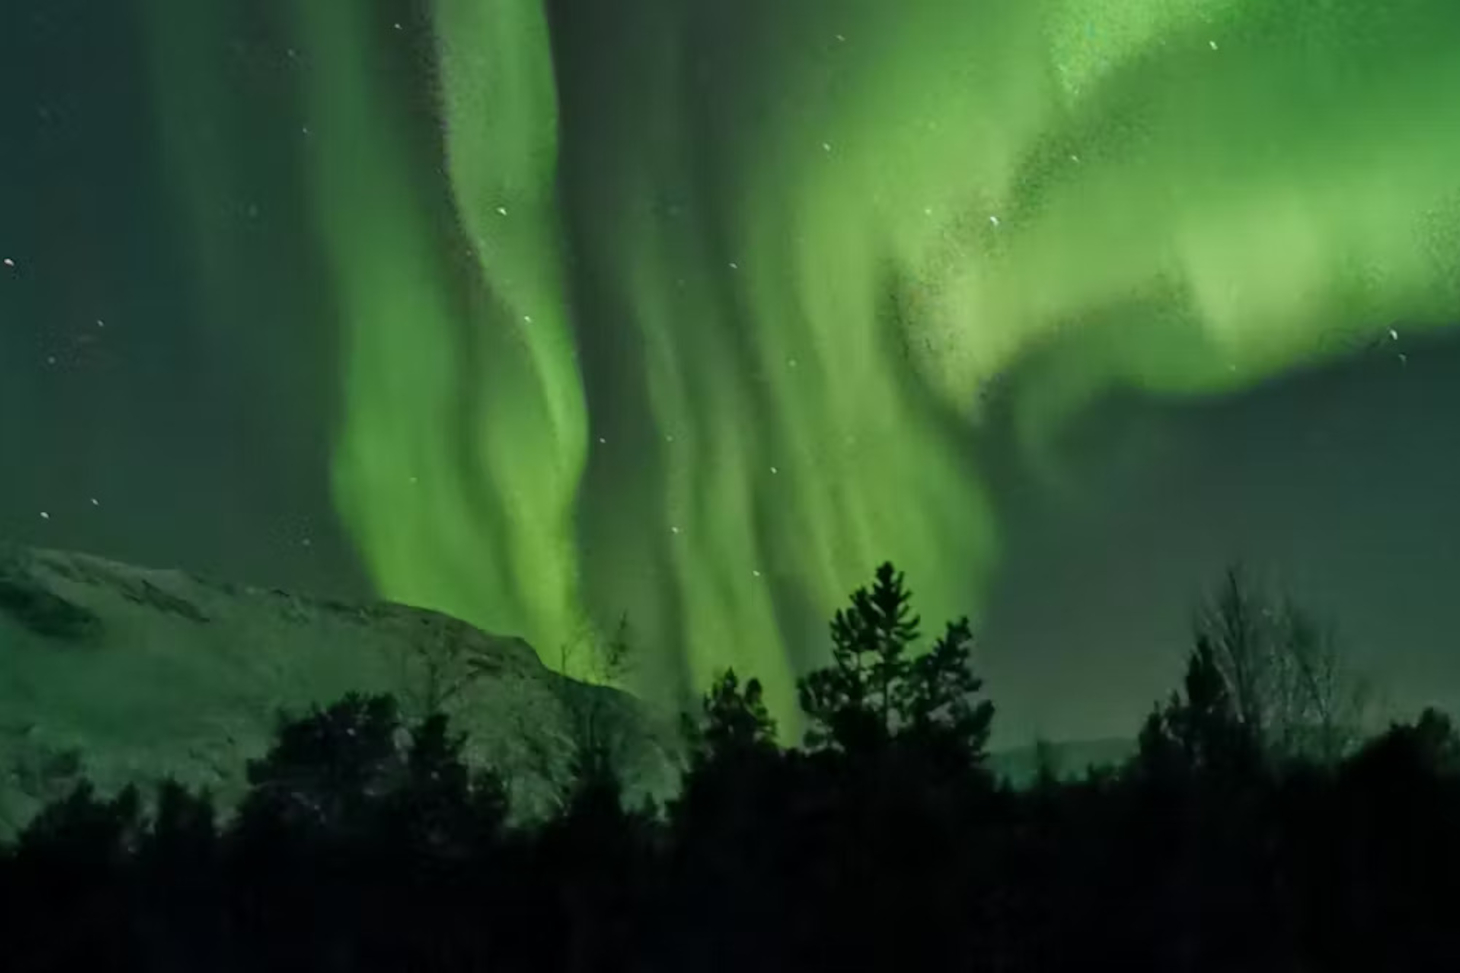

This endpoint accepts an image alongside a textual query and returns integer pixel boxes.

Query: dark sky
[2,0,1458,743]
[0,0,367,599]
[982,335,1460,740]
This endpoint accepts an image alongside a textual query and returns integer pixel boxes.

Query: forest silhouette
[1,562,1456,971]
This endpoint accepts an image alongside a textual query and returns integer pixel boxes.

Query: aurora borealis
[4,0,1460,737]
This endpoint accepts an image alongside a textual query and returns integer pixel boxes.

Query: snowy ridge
[0,542,680,834]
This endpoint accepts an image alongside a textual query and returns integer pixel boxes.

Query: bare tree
[555,615,596,683]
[1193,566,1373,765]
[555,611,632,687]
[555,612,635,791]
[1279,600,1374,763]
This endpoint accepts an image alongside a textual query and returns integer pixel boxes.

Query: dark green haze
[4,0,1460,734]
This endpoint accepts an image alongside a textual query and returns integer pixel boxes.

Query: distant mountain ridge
[988,737,1137,786]
[0,542,681,833]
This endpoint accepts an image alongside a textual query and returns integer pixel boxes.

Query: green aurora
[142,0,1460,723]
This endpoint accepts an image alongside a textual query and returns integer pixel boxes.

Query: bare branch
[1193,566,1373,765]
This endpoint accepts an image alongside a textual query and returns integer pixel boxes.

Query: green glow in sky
[147,0,1460,722]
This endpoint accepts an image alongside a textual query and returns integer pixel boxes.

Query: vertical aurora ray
[144,0,1460,723]
[293,0,588,665]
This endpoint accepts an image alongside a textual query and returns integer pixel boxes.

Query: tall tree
[799,562,920,751]
[798,562,993,761]
[899,616,995,760]
[685,668,778,765]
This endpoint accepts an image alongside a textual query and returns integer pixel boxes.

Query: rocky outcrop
[0,543,682,833]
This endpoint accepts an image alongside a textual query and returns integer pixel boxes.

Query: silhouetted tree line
[1,563,1457,971]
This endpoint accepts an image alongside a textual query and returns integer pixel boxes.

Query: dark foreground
[1,564,1455,972]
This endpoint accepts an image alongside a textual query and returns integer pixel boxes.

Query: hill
[0,542,680,832]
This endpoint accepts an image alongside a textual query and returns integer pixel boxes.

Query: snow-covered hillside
[0,543,681,833]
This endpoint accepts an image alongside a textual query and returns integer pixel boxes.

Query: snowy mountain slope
[0,542,681,832]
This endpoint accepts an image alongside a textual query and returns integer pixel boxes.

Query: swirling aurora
[141,0,1460,723]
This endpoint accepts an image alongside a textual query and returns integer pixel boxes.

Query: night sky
[3,0,1459,743]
